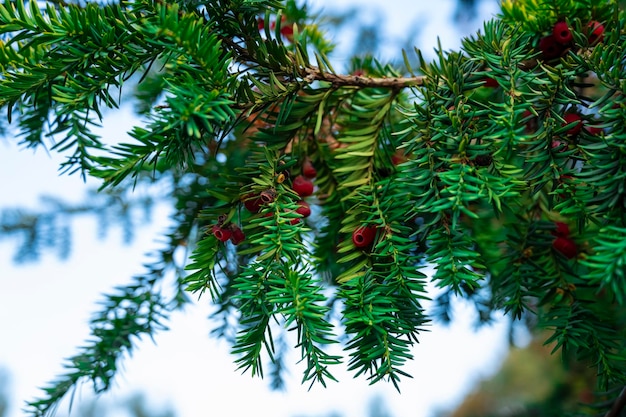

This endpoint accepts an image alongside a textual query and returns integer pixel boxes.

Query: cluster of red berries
[552,221,577,259]
[212,222,246,245]
[289,159,316,224]
[257,16,294,40]
[241,158,317,225]
[539,20,605,61]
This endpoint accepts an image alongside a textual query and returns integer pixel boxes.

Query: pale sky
[0,1,510,417]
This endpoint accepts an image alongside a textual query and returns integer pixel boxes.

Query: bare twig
[301,66,425,89]
[604,385,626,417]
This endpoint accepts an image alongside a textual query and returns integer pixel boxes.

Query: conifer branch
[2,1,625,415]
[220,35,425,90]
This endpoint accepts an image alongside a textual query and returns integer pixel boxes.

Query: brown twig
[301,66,425,89]
[604,385,626,417]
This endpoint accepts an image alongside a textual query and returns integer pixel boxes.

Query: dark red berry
[302,159,317,178]
[352,226,376,248]
[292,175,314,197]
[280,24,294,38]
[585,125,603,136]
[295,200,311,218]
[474,154,493,167]
[588,21,604,45]
[552,236,577,259]
[552,21,573,44]
[552,221,570,237]
[539,35,563,60]
[562,112,583,136]
[551,140,568,152]
[522,109,538,133]
[212,225,232,242]
[391,151,406,166]
[483,76,498,88]
[230,226,246,245]
[270,17,293,40]
[243,193,262,213]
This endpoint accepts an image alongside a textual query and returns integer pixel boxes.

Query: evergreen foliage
[1,0,626,415]
[0,189,155,262]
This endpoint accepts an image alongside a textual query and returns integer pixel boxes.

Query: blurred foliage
[455,0,482,23]
[0,188,156,263]
[0,379,176,417]
[440,332,594,417]
[439,330,626,417]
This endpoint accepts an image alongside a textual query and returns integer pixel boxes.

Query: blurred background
[1,1,594,416]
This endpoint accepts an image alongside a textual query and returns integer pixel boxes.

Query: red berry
[302,160,317,178]
[522,109,538,133]
[552,21,573,44]
[585,125,603,136]
[483,76,498,88]
[280,24,294,38]
[588,21,604,45]
[292,175,314,197]
[212,225,232,242]
[551,140,568,152]
[562,113,583,136]
[552,221,570,237]
[552,236,577,259]
[295,200,311,218]
[352,226,376,248]
[230,226,246,245]
[391,151,406,166]
[243,193,262,213]
[539,35,563,60]
[473,154,493,167]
